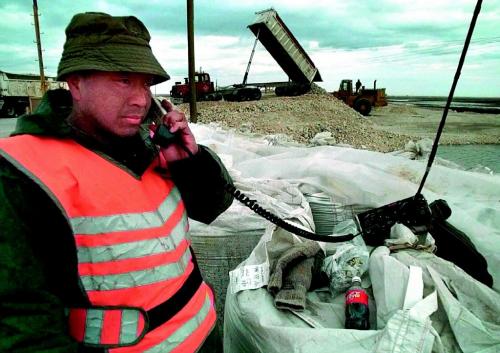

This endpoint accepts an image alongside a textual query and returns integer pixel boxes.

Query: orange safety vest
[0,135,216,352]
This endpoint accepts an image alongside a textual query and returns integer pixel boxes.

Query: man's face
[70,71,154,138]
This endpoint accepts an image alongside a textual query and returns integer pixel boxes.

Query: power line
[310,36,499,64]
[366,43,497,64]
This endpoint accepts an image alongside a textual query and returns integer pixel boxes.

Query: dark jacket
[0,89,233,352]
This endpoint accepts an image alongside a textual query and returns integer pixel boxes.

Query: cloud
[0,0,498,96]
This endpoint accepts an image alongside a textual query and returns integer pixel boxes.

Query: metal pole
[242,29,260,85]
[187,0,197,122]
[33,0,47,94]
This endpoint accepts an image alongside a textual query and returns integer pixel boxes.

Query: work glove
[268,241,323,311]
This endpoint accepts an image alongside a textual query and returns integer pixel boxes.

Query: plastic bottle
[344,276,370,330]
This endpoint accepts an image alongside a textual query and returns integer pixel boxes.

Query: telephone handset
[148,97,182,148]
[148,97,357,243]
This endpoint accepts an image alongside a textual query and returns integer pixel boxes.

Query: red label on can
[345,289,369,305]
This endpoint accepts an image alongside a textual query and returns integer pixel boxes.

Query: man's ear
[66,74,83,101]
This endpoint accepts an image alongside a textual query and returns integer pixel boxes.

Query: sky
[0,0,498,97]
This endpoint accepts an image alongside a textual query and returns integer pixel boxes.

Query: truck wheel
[6,107,16,117]
[354,98,372,116]
[1,104,17,118]
[236,91,245,102]
[287,86,299,96]
[252,89,262,101]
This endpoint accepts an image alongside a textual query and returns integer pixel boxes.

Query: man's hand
[152,99,198,164]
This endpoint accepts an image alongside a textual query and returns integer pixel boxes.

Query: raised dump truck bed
[248,8,322,84]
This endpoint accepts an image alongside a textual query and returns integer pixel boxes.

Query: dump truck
[333,79,388,116]
[170,8,322,103]
[0,70,67,118]
[246,8,322,95]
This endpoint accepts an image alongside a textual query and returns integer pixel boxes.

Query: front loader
[333,79,387,116]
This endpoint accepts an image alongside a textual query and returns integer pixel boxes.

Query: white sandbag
[393,251,500,353]
[369,246,409,329]
[187,123,500,351]
[224,250,440,353]
[191,123,500,291]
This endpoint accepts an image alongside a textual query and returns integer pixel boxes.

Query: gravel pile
[179,93,413,152]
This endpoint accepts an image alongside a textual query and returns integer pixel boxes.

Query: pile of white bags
[188,124,500,352]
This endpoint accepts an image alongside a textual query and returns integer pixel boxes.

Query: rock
[180,94,414,152]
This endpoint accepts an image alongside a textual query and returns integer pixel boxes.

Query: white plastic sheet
[191,123,500,290]
[187,124,500,352]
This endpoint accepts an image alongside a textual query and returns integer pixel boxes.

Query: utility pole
[187,0,197,122]
[33,0,47,94]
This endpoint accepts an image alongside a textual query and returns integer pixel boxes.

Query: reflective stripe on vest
[68,307,147,347]
[68,295,213,351]
[70,186,184,235]
[0,135,216,352]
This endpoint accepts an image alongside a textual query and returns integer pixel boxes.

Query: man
[355,79,362,93]
[0,12,233,353]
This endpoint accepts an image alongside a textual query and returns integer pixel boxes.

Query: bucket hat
[57,12,169,84]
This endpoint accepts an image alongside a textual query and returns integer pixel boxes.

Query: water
[437,144,500,173]
[389,96,500,114]
[388,96,499,174]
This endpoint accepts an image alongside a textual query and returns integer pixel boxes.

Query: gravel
[178,92,412,153]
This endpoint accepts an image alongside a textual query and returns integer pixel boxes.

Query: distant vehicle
[170,72,223,103]
[170,8,323,104]
[246,8,322,96]
[0,70,67,118]
[170,71,261,103]
[333,79,388,116]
